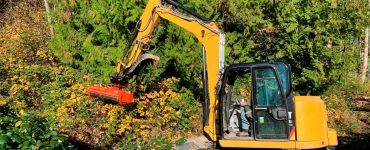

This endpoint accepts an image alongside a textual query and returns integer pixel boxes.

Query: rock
[175,135,213,150]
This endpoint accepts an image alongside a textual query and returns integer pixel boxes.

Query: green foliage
[50,0,369,95]
[0,104,74,149]
[49,0,147,81]
[218,0,369,94]
[1,0,369,149]
[117,135,172,150]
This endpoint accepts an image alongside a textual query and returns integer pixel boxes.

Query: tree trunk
[360,27,369,83]
[43,0,54,36]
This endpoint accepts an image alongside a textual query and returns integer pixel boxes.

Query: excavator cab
[219,61,294,141]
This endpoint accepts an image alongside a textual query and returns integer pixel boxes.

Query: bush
[0,103,74,149]
[322,77,370,134]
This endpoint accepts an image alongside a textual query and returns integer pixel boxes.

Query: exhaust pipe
[87,84,134,105]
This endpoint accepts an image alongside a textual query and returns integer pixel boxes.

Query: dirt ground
[175,133,370,150]
[337,133,370,150]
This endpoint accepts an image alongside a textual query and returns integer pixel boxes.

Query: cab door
[252,65,289,140]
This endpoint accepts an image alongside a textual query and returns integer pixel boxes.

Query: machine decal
[259,117,265,124]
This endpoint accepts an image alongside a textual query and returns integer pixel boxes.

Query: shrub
[0,103,74,149]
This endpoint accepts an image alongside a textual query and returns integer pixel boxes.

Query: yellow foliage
[140,130,149,138]
[145,92,157,99]
[100,104,122,129]
[107,108,118,121]
[56,85,86,123]
[101,104,114,114]
[36,49,48,60]
[103,123,110,129]
[11,75,18,81]
[71,84,84,90]
[175,111,181,117]
[67,79,74,85]
[83,75,90,79]
[10,84,19,95]
[165,89,173,96]
[56,107,68,122]
[164,106,173,112]
[15,121,22,128]
[9,76,32,95]
[39,76,201,144]
[138,103,146,117]
[48,66,62,74]
[19,109,25,116]
[70,93,76,99]
[117,116,133,134]
[14,100,26,108]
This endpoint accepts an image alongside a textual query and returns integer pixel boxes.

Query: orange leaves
[10,84,20,95]
[164,106,173,112]
[10,33,20,40]
[165,89,174,96]
[0,98,5,106]
[144,91,158,99]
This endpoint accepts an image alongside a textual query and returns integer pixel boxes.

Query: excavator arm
[88,0,225,141]
[111,0,224,84]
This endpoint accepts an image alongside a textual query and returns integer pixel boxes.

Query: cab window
[274,62,291,96]
[255,68,284,106]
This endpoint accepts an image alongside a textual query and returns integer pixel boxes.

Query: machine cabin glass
[219,62,292,141]
[253,66,289,139]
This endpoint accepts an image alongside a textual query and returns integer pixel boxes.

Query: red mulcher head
[87,84,134,105]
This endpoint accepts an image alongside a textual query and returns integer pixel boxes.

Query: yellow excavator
[87,0,338,149]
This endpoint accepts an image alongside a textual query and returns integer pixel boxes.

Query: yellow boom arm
[112,0,225,141]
